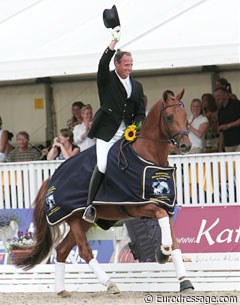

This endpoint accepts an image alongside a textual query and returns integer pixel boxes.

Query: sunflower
[124,126,137,141]
[127,124,137,131]
[122,122,142,141]
[124,128,137,141]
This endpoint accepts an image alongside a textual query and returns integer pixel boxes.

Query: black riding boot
[82,166,105,223]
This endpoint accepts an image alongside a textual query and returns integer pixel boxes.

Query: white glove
[112,26,121,41]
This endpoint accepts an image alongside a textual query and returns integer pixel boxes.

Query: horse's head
[160,89,191,154]
[133,90,191,163]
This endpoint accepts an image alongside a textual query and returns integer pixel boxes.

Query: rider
[82,25,146,223]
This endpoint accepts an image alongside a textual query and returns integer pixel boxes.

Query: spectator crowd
[0,100,96,163]
[0,77,239,163]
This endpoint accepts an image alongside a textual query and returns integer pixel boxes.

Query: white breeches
[96,121,126,173]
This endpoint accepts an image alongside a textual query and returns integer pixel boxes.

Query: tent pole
[211,71,219,92]
[44,78,57,147]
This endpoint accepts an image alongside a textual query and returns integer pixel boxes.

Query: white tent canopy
[0,0,239,81]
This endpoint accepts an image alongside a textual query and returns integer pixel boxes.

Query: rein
[137,135,171,144]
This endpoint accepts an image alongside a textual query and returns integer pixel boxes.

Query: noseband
[160,102,189,147]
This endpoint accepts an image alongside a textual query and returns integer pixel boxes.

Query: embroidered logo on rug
[45,186,61,217]
[142,166,176,208]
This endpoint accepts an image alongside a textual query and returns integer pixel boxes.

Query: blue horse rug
[45,140,176,226]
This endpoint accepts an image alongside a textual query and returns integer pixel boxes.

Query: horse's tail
[17,178,57,270]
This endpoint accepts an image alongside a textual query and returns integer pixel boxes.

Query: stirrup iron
[82,205,96,223]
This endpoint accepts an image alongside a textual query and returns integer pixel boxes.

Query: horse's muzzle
[179,141,191,154]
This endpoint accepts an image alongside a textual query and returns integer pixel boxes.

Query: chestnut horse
[17,91,193,296]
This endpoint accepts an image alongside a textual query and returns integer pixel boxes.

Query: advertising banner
[175,206,240,253]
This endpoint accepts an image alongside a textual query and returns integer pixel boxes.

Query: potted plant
[0,211,20,228]
[0,211,21,258]
[8,230,35,264]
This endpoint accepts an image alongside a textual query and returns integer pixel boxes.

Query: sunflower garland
[123,122,142,142]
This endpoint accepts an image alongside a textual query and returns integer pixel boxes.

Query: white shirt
[73,123,95,152]
[115,71,132,98]
[188,114,208,148]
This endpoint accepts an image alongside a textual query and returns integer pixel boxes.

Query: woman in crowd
[73,104,95,152]
[66,101,85,130]
[47,128,80,160]
[187,98,208,154]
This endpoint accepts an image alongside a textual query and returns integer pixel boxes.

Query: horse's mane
[141,99,162,132]
[146,98,162,117]
[144,92,182,122]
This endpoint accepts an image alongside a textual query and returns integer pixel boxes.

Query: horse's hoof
[155,245,171,264]
[107,281,120,294]
[180,279,194,293]
[57,290,71,298]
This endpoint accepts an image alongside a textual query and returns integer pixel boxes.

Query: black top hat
[103,5,120,29]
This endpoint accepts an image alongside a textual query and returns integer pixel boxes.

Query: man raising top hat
[82,6,146,223]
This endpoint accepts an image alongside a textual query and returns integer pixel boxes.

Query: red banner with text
[175,206,240,253]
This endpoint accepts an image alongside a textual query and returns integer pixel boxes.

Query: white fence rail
[0,262,239,292]
[1,152,240,209]
[170,152,240,206]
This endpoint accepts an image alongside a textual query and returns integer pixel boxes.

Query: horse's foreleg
[68,216,120,294]
[169,217,194,292]
[155,215,194,292]
[155,209,173,260]
[169,216,186,279]
[127,205,173,261]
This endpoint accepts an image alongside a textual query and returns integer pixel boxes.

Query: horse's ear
[162,89,175,102]
[162,91,168,102]
[176,89,185,101]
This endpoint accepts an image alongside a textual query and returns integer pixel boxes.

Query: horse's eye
[166,115,173,123]
[180,101,185,108]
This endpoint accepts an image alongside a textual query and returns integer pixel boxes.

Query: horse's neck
[132,137,169,167]
[132,100,170,166]
[133,141,169,166]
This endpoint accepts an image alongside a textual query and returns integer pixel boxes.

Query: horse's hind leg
[67,216,120,294]
[54,229,76,298]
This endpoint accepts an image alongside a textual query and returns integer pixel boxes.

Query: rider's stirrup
[82,205,96,223]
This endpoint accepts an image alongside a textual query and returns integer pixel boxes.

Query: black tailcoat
[88,47,146,141]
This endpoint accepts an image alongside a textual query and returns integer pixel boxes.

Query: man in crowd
[8,131,41,162]
[215,87,240,152]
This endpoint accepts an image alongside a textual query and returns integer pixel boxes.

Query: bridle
[138,100,189,147]
[119,100,189,169]
[160,101,189,147]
